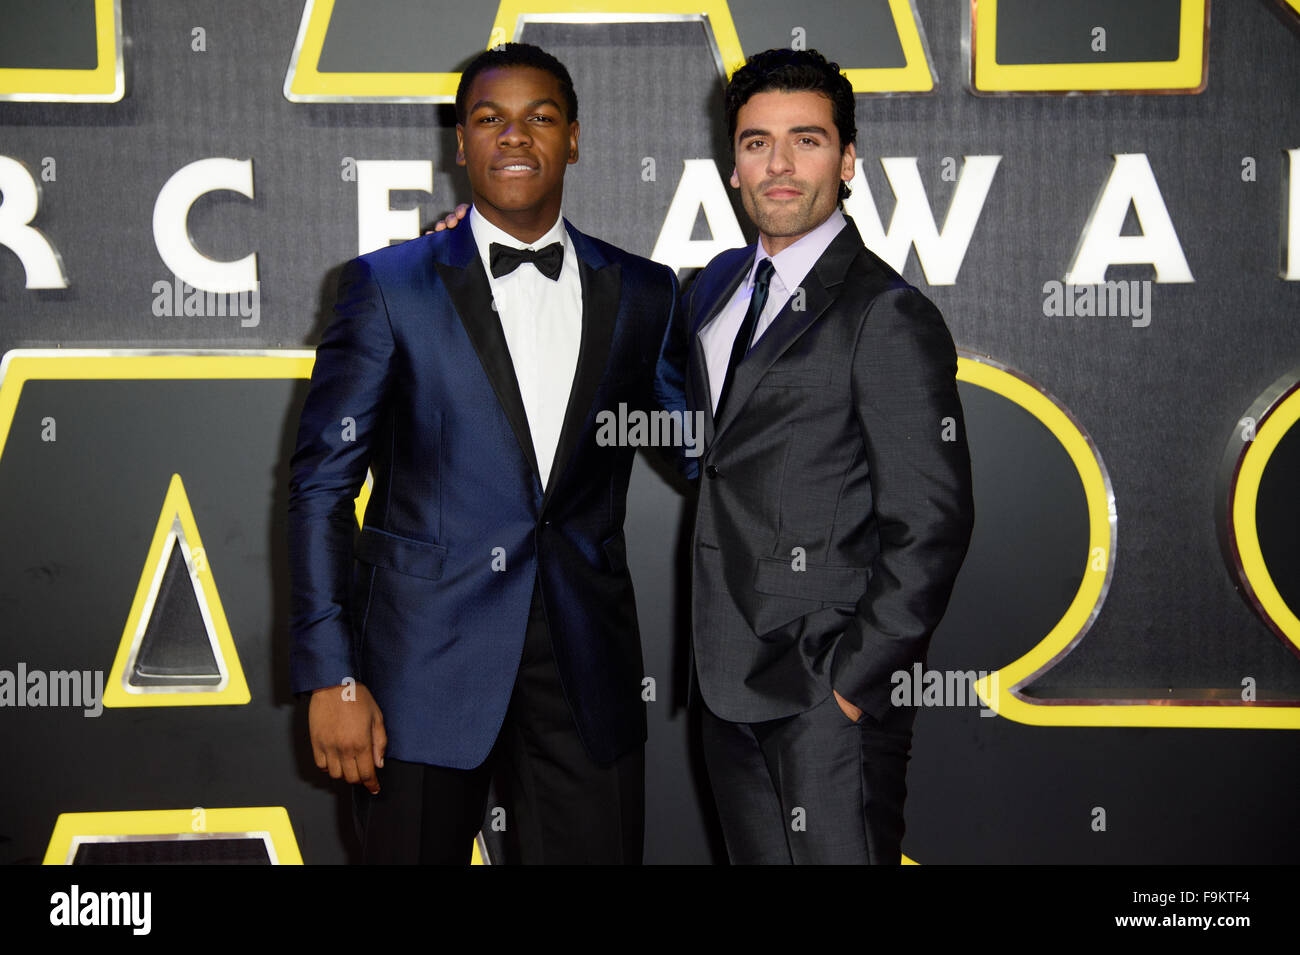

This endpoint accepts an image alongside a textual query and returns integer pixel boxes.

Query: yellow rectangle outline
[973,0,1207,92]
[0,351,315,470]
[0,0,121,99]
[44,807,302,864]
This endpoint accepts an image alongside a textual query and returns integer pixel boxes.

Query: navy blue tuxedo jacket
[288,219,685,769]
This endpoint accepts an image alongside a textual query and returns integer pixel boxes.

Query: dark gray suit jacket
[684,214,974,726]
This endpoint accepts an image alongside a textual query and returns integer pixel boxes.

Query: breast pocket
[757,368,829,388]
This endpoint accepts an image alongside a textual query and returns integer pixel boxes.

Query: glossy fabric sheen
[288,220,685,769]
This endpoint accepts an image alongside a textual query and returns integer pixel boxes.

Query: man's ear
[729,166,739,188]
[840,142,857,185]
[455,124,465,166]
[567,120,580,164]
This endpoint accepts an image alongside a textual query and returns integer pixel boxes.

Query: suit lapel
[711,218,870,443]
[433,222,541,482]
[688,249,752,448]
[689,333,715,451]
[542,220,620,512]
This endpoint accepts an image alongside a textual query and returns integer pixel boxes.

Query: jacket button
[705,465,719,479]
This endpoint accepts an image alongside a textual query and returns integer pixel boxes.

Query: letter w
[844,155,1000,286]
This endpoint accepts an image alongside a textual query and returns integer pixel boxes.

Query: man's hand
[424,203,469,234]
[833,689,862,724]
[308,681,387,794]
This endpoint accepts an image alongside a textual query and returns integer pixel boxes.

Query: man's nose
[767,141,794,175]
[498,120,531,146]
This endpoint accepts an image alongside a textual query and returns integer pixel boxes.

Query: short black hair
[725,48,856,202]
[455,43,578,126]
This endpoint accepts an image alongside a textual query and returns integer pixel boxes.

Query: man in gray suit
[683,48,974,864]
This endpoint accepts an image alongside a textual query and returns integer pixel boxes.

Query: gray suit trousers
[701,693,912,864]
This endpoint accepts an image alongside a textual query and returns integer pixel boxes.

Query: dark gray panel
[996,0,1182,64]
[317,0,498,73]
[0,0,97,70]
[729,0,906,68]
[73,838,272,864]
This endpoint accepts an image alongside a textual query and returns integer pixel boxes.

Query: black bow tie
[489,241,563,281]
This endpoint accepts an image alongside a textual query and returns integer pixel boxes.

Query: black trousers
[700,691,913,864]
[351,580,645,864]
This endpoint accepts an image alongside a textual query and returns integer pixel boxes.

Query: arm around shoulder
[651,264,701,481]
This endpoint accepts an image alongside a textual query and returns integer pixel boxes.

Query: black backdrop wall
[1,0,1298,864]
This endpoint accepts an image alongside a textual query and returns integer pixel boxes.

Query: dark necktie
[489,241,563,280]
[715,257,775,420]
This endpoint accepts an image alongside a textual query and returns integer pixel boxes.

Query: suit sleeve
[830,286,975,722]
[651,264,701,481]
[287,257,395,697]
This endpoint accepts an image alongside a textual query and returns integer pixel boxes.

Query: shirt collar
[748,207,847,293]
[469,205,568,276]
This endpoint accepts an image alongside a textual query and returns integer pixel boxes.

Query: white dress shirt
[700,208,847,413]
[468,205,582,489]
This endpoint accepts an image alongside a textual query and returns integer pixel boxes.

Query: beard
[742,181,829,239]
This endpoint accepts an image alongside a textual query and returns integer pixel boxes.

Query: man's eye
[745,140,765,149]
[531,115,553,123]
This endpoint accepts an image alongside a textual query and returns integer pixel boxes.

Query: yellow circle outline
[1230,384,1300,652]
[960,353,1297,728]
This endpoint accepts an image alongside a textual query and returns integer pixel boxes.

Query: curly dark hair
[455,42,578,126]
[724,48,856,202]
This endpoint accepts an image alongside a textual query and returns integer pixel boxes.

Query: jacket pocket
[354,525,448,580]
[757,368,829,388]
[752,555,869,604]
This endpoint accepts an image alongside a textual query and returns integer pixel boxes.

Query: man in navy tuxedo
[287,43,686,864]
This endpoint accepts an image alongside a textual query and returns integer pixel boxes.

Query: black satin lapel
[434,256,541,481]
[712,267,835,441]
[695,255,750,339]
[542,257,621,509]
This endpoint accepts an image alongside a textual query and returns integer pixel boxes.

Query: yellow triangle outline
[104,472,249,707]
